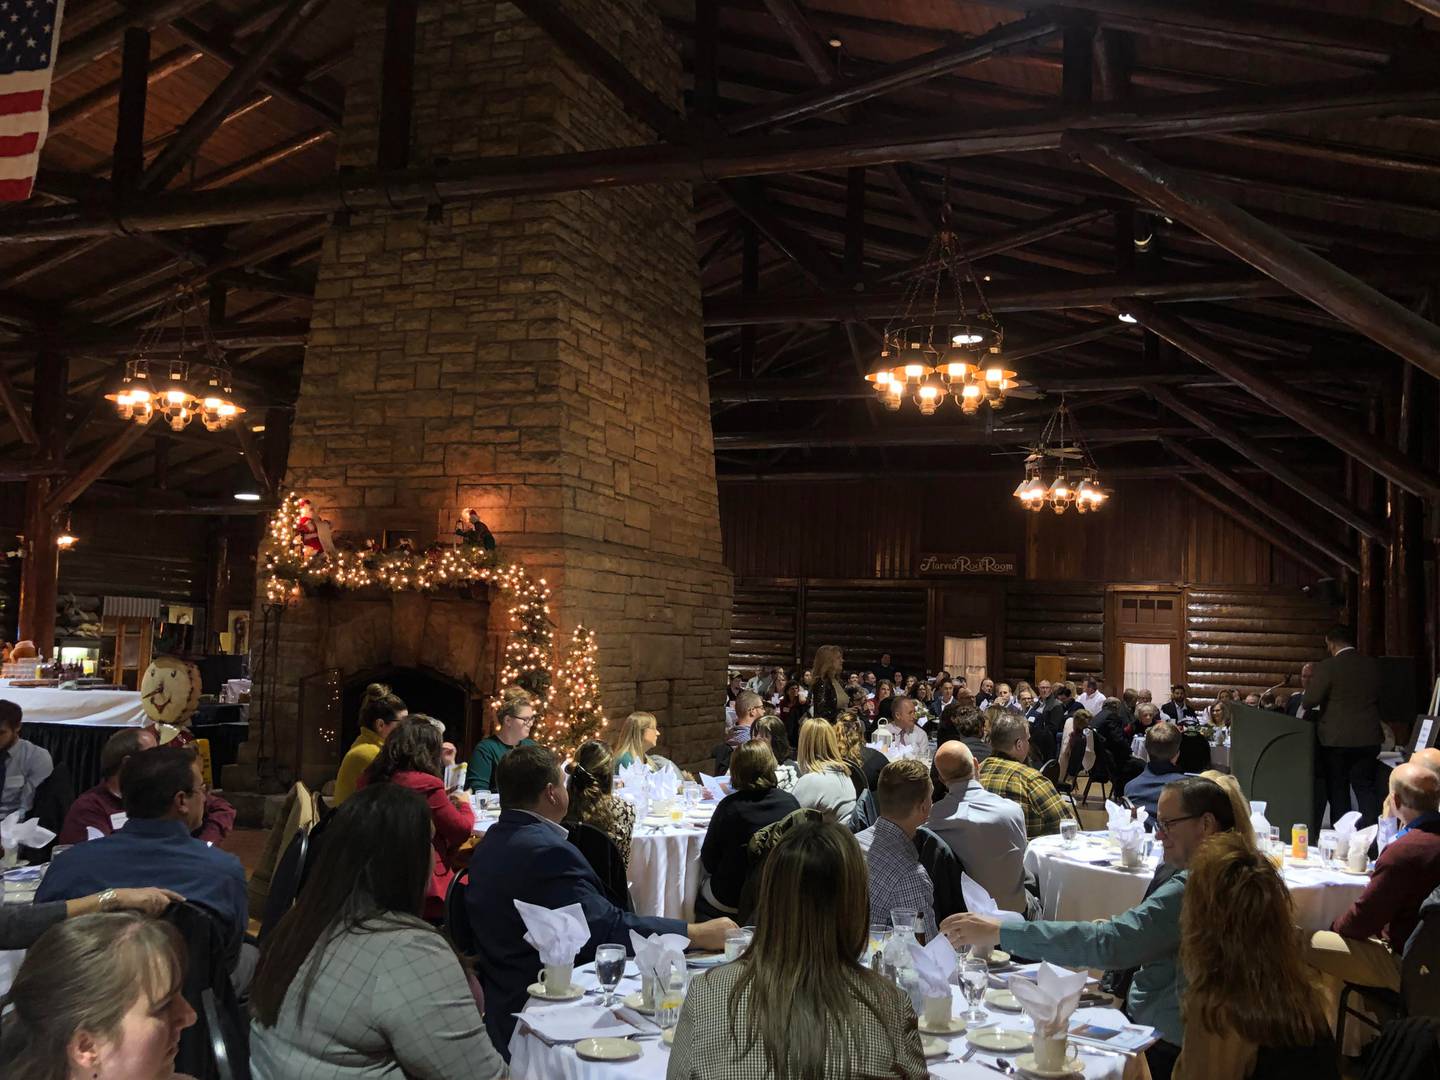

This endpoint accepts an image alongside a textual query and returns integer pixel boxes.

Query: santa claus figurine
[294,498,323,556]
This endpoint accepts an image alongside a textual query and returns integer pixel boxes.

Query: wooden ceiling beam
[728,13,1060,133]
[761,0,835,84]
[1,76,1435,243]
[51,47,205,137]
[711,424,1311,451]
[1150,385,1386,542]
[1064,133,1440,384]
[55,0,213,81]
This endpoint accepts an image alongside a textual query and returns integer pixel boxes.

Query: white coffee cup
[1033,1033,1070,1071]
[1347,846,1368,873]
[971,944,994,963]
[1120,844,1144,868]
[923,995,952,1026]
[537,963,573,995]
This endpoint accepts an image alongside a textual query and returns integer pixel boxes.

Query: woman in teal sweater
[467,689,536,792]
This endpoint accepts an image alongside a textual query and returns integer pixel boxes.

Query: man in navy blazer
[467,744,735,1056]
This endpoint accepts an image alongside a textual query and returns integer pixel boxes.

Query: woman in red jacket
[357,715,474,921]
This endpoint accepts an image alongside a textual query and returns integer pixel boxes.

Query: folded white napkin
[1346,824,1378,868]
[515,900,589,966]
[908,934,959,998]
[629,929,690,986]
[1007,961,1088,1037]
[1332,810,1363,852]
[0,810,55,859]
[959,871,1024,923]
[515,1004,638,1043]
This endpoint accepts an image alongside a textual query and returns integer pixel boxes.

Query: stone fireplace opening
[340,666,470,751]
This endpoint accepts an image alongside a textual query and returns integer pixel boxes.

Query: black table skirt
[24,717,250,791]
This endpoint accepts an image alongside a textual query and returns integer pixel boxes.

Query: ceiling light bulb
[234,492,262,502]
[166,389,188,404]
[903,363,927,381]
[56,533,78,548]
[961,383,981,400]
[1118,313,1138,324]
[985,367,1004,385]
[952,333,983,346]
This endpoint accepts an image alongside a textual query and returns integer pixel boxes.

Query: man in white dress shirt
[929,741,1035,917]
[1076,677,1106,714]
[884,696,931,754]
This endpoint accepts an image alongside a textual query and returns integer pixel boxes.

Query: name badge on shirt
[110,812,129,830]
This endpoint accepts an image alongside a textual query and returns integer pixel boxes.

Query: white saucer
[921,1035,950,1059]
[985,988,1022,1011]
[686,952,728,968]
[966,1027,1032,1053]
[526,981,584,1002]
[1013,1050,1084,1077]
[918,1015,967,1036]
[622,991,656,1014]
[574,1037,642,1062]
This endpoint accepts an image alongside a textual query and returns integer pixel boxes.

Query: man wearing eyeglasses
[940,776,1237,1080]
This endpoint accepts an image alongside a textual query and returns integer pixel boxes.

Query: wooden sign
[916,552,1017,576]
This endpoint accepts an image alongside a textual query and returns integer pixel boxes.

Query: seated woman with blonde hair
[790,718,858,824]
[1173,831,1338,1079]
[1198,769,1257,849]
[612,711,660,770]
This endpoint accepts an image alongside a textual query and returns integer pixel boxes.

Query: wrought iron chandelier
[1014,397,1109,514]
[865,183,1013,416]
[105,286,245,433]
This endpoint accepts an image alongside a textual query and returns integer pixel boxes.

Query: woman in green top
[333,684,407,805]
[466,689,536,792]
[611,710,659,770]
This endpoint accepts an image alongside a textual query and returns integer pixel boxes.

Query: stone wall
[243,0,731,785]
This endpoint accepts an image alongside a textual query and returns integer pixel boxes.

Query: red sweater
[356,769,475,919]
[1332,813,1440,948]
[58,782,236,846]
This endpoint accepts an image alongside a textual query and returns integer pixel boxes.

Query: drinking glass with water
[959,956,989,1023]
[1059,819,1079,847]
[594,945,626,1007]
[656,969,688,1031]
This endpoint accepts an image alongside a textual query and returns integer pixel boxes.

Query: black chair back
[1176,733,1212,773]
[566,822,632,912]
[1360,1017,1440,1080]
[848,788,877,834]
[201,986,250,1080]
[445,867,477,955]
[1403,885,1440,1018]
[711,743,732,774]
[257,825,310,942]
[914,825,968,923]
[162,901,244,1080]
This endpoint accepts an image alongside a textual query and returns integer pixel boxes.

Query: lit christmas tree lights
[534,624,605,754]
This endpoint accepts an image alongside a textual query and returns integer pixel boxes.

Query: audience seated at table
[1304,762,1440,1017]
[561,738,636,865]
[1056,707,1095,785]
[943,775,1238,1080]
[0,911,197,1080]
[930,741,1033,918]
[0,699,52,820]
[1127,701,1161,739]
[855,759,937,938]
[58,727,236,846]
[696,741,800,921]
[872,679,895,726]
[37,745,251,988]
[881,695,929,755]
[990,682,1023,715]
[717,690,763,772]
[355,715,474,924]
[668,815,926,1080]
[332,683,406,806]
[942,703,991,767]
[466,687,536,792]
[977,713,1072,839]
[1125,722,1190,818]
[1173,832,1339,1080]
[612,709,661,770]
[1161,684,1199,726]
[833,711,881,794]
[249,783,505,1080]
[791,718,859,824]
[467,744,733,1056]
[750,715,798,791]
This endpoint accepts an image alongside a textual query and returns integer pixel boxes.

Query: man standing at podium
[1303,626,1383,827]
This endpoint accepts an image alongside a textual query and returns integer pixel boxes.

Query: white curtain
[1123,642,1171,703]
[943,636,988,690]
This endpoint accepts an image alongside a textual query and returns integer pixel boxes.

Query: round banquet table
[1025,831,1367,929]
[471,800,709,921]
[509,960,1143,1080]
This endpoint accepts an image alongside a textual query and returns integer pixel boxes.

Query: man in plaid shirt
[978,713,1074,838]
[855,757,937,939]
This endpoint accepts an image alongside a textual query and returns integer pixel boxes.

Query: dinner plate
[622,991,656,1014]
[918,1015,967,1036]
[1013,1050,1083,1077]
[921,1035,950,1059]
[966,1027,1032,1053]
[1339,866,1371,876]
[985,989,1022,1012]
[686,952,728,968]
[574,1037,643,1062]
[526,981,584,1002]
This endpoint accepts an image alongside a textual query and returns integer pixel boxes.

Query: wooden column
[17,355,67,650]
[111,28,150,198]
[377,0,418,171]
[1385,363,1427,661]
[1352,398,1385,654]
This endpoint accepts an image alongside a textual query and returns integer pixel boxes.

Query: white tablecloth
[0,684,145,727]
[472,807,708,922]
[1025,832,1366,930]
[509,962,1139,1080]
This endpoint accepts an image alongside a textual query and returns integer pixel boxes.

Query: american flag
[0,0,63,202]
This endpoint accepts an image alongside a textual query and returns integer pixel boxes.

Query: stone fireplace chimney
[237,0,731,788]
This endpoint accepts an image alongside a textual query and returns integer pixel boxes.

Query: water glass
[1059,819,1079,847]
[959,957,989,1023]
[594,944,626,1007]
[656,969,688,1031]
[868,923,891,963]
[724,927,753,961]
[683,782,702,810]
[1318,829,1339,867]
[891,908,917,933]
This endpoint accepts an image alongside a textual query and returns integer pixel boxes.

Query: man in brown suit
[1303,625,1383,827]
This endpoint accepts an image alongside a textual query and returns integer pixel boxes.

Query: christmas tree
[536,624,606,755]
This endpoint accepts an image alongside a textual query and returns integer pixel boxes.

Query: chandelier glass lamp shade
[104,286,246,432]
[863,187,1014,415]
[1014,398,1109,515]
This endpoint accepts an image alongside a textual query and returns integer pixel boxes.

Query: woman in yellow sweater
[332,684,407,805]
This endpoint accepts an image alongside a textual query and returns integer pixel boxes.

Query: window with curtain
[1123,642,1171,703]
[943,636,988,691]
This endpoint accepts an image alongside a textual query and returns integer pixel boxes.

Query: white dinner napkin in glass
[514,900,589,966]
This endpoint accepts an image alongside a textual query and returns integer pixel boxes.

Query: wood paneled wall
[1185,586,1335,701]
[1003,583,1104,686]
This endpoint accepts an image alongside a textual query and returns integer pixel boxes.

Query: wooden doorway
[930,584,1003,682]
[1106,588,1184,698]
